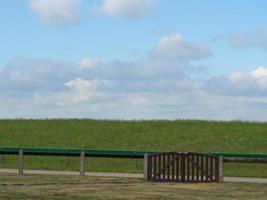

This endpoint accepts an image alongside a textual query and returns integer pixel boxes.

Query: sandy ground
[1,168,267,184]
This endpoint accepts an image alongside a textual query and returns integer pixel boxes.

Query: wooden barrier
[144,152,223,183]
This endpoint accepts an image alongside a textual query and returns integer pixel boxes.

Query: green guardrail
[208,152,267,159]
[0,147,159,159]
[0,147,267,159]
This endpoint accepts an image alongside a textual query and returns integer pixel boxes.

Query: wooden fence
[144,152,223,183]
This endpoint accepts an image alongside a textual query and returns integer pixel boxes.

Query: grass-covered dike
[0,119,266,177]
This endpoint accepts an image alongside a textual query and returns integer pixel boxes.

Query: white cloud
[79,58,101,70]
[206,66,267,97]
[2,34,267,120]
[127,94,147,106]
[251,66,267,78]
[9,70,30,81]
[0,58,76,91]
[151,33,212,61]
[94,0,156,19]
[31,78,101,108]
[29,0,81,25]
[64,78,100,103]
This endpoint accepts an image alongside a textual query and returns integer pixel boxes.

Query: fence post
[144,154,152,180]
[219,156,223,182]
[18,149,24,175]
[80,151,85,176]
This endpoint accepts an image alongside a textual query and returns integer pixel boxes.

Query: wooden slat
[158,154,161,179]
[167,154,170,180]
[205,156,209,182]
[196,155,199,182]
[181,154,185,182]
[147,155,152,180]
[201,155,204,181]
[176,154,180,181]
[210,157,213,181]
[187,154,190,182]
[215,157,219,182]
[191,154,195,182]
[171,153,175,181]
[162,153,166,180]
[153,155,157,179]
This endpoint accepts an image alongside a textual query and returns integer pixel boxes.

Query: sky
[1,0,267,120]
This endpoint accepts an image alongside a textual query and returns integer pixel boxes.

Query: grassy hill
[0,119,266,177]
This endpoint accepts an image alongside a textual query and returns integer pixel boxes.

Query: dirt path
[224,177,267,184]
[1,168,267,184]
[0,168,143,178]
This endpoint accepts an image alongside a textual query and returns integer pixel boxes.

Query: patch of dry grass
[0,173,267,200]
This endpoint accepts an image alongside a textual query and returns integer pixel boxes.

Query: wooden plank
[167,153,170,180]
[191,154,195,182]
[181,154,185,182]
[153,155,157,179]
[176,154,180,181]
[187,154,190,182]
[205,156,209,182]
[158,154,161,180]
[171,153,175,181]
[215,157,219,182]
[196,155,199,182]
[210,157,213,181]
[162,153,166,180]
[201,155,204,181]
[219,156,224,182]
[147,155,152,180]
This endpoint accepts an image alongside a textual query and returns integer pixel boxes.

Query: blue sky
[1,0,267,120]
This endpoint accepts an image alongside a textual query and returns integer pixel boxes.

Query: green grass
[1,173,267,200]
[0,119,267,177]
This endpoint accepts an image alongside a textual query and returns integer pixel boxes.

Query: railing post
[144,154,148,180]
[80,151,85,176]
[18,149,24,175]
[144,154,152,180]
[219,156,224,182]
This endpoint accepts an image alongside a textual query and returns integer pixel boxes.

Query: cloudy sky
[1,0,267,120]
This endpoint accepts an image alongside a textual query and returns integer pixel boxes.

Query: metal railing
[0,146,266,177]
[0,146,266,159]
